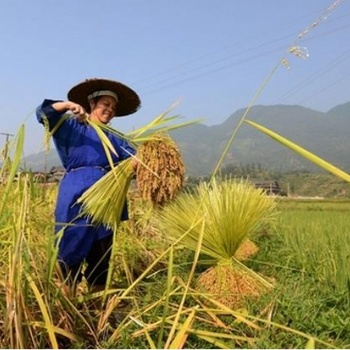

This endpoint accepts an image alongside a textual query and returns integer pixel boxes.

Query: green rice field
[1,174,349,349]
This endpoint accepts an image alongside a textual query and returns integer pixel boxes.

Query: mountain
[22,102,350,177]
[171,102,350,176]
[22,149,63,173]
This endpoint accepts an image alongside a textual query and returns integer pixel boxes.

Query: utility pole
[1,132,14,160]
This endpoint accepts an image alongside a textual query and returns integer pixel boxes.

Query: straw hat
[67,78,141,116]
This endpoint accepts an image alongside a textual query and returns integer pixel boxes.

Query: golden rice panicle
[196,263,272,310]
[234,239,259,261]
[136,134,185,206]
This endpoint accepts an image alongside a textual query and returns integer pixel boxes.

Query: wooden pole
[1,132,14,159]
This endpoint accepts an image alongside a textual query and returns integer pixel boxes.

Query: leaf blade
[244,119,350,183]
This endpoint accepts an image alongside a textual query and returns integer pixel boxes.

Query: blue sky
[1,0,349,155]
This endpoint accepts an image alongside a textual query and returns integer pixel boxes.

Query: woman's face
[89,95,117,124]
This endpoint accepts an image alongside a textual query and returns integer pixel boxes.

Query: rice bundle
[136,133,185,206]
[196,263,270,309]
[158,177,277,309]
[77,158,134,230]
[159,178,277,260]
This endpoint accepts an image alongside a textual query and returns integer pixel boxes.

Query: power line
[136,21,350,97]
[132,7,350,90]
[273,48,350,103]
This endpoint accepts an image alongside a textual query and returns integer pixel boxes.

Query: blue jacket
[36,99,135,266]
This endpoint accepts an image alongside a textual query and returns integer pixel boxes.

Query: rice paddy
[1,169,350,348]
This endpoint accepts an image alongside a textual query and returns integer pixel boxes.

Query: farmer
[36,78,141,294]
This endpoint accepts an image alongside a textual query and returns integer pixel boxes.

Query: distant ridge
[22,102,350,177]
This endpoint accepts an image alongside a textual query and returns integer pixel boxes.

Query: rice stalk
[164,218,205,349]
[244,119,350,183]
[5,193,26,348]
[3,171,47,348]
[167,325,256,348]
[157,246,174,348]
[167,306,197,349]
[41,114,69,151]
[193,335,235,349]
[131,299,257,348]
[0,125,25,219]
[86,119,119,168]
[25,273,58,349]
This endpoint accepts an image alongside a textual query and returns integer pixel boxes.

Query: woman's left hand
[76,113,89,123]
[132,157,138,172]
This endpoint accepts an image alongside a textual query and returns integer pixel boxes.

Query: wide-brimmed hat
[67,78,141,116]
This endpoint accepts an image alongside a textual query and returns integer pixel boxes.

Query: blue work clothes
[36,99,136,267]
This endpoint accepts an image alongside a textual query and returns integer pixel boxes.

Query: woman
[36,78,141,293]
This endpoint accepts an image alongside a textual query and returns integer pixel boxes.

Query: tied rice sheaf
[136,134,185,207]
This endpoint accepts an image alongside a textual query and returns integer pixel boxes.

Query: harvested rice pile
[197,263,273,309]
[234,239,259,261]
[136,134,185,206]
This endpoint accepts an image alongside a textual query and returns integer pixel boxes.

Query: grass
[277,199,350,293]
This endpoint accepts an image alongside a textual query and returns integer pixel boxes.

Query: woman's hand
[52,101,88,122]
[52,101,85,114]
[66,101,85,115]
[132,157,138,172]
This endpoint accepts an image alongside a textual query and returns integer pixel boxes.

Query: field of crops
[0,173,349,349]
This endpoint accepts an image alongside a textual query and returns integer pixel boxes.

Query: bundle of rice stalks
[77,158,134,230]
[157,177,278,309]
[159,178,277,261]
[136,133,185,206]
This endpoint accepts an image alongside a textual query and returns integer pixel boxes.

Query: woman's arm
[36,100,88,168]
[36,99,87,130]
[51,101,86,115]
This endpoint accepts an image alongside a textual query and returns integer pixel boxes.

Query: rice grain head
[136,133,185,206]
[196,262,272,310]
[234,239,259,261]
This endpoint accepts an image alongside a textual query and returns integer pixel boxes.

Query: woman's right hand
[52,101,88,121]
[52,101,85,114]
[64,101,86,116]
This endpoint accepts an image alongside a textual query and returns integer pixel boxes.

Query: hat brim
[67,78,141,117]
